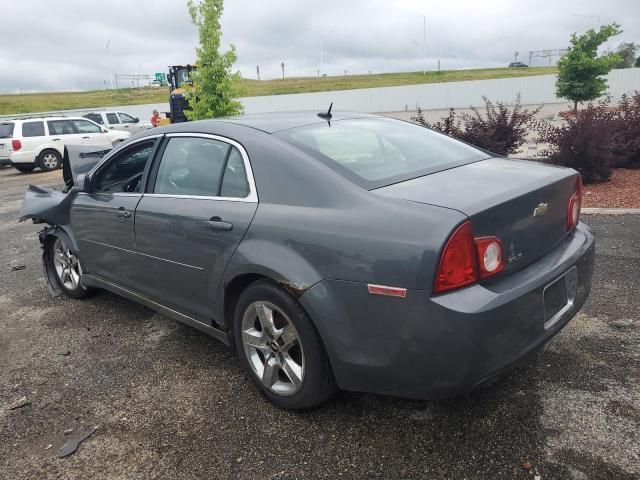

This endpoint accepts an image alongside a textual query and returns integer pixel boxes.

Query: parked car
[508,61,528,68]
[83,111,152,135]
[19,112,594,409]
[0,116,129,172]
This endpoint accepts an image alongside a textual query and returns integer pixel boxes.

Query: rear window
[276,118,489,189]
[22,121,45,137]
[0,123,14,138]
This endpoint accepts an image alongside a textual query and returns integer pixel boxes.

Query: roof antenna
[317,102,333,121]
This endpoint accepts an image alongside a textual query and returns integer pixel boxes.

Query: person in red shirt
[150,110,161,127]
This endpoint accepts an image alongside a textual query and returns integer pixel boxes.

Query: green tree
[556,24,622,112]
[185,0,244,119]
[614,41,638,68]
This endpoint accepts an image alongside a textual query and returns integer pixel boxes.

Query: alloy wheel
[52,238,82,290]
[42,153,59,169]
[241,301,305,396]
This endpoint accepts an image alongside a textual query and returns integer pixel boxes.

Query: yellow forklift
[158,65,196,126]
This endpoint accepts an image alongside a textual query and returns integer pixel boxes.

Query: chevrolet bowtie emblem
[533,202,549,217]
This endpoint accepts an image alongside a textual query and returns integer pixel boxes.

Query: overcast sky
[1,0,638,93]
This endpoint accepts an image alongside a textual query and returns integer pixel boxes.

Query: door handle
[82,136,90,139]
[117,207,131,220]
[205,216,233,232]
[52,138,61,141]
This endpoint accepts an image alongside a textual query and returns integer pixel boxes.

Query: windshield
[276,118,490,189]
[0,123,15,138]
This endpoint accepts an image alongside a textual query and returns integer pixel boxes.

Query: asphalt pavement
[0,166,638,479]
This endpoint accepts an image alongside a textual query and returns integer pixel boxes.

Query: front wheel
[233,280,336,409]
[44,237,91,298]
[38,149,62,171]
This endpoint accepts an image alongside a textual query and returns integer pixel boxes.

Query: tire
[13,164,35,173]
[233,280,336,409]
[44,236,91,299]
[38,149,62,172]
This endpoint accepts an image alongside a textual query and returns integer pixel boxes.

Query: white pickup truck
[83,111,152,135]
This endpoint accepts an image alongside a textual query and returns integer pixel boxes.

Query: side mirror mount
[101,127,108,133]
[72,173,92,193]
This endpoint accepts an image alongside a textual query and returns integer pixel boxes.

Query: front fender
[19,185,76,225]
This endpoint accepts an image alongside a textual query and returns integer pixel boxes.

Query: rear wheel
[38,150,62,171]
[13,164,35,173]
[233,280,336,409]
[44,237,90,298]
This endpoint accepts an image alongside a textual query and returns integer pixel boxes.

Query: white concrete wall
[2,68,639,120]
[238,68,640,114]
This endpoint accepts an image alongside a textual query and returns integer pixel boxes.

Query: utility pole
[320,34,324,77]
[256,65,260,80]
[421,15,427,74]
[281,61,285,79]
[105,40,114,89]
[514,51,519,62]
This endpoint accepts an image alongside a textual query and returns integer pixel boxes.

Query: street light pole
[421,15,426,75]
[320,34,324,76]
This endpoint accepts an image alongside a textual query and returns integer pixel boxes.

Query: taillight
[433,221,478,293]
[475,236,505,279]
[567,175,582,231]
[434,222,505,294]
[11,139,21,151]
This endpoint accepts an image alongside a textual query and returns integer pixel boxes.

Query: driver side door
[71,138,159,288]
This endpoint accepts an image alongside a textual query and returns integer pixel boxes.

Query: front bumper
[300,222,595,400]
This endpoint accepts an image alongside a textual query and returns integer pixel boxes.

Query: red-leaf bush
[535,100,616,183]
[611,91,640,168]
[411,94,541,156]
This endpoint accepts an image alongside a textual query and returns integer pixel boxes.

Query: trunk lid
[374,158,578,274]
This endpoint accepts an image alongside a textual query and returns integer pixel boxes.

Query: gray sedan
[20,111,594,409]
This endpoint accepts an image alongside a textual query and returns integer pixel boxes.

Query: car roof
[212,111,381,133]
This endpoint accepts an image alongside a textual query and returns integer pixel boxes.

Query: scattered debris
[63,428,74,435]
[10,265,26,272]
[7,396,31,410]
[58,427,97,458]
[45,444,52,450]
[400,466,409,477]
[522,461,533,470]
[57,350,71,356]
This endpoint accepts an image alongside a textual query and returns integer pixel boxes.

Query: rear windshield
[0,123,14,138]
[276,118,489,189]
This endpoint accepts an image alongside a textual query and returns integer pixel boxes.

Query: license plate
[543,266,577,329]
[0,144,4,149]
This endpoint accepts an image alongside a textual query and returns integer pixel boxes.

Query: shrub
[412,95,541,156]
[611,91,640,168]
[535,100,616,183]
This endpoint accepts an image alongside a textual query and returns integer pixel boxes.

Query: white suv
[0,116,130,173]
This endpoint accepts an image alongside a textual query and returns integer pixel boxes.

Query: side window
[22,121,45,137]
[72,119,102,134]
[153,137,229,197]
[47,120,76,136]
[119,113,137,123]
[220,147,250,198]
[94,141,155,193]
[85,113,104,125]
[106,113,120,124]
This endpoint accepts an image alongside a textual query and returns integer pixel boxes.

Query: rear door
[71,138,160,288]
[70,119,111,145]
[105,113,122,132]
[134,134,258,321]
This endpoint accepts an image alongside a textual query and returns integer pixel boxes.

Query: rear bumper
[0,157,12,165]
[300,222,595,400]
[10,151,37,164]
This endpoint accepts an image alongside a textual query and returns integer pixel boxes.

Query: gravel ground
[0,166,638,480]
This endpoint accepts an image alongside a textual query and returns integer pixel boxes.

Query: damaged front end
[18,144,112,296]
